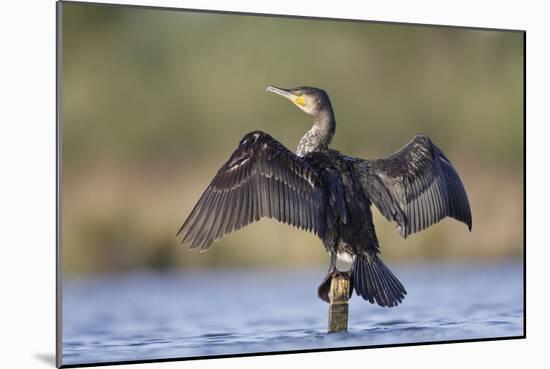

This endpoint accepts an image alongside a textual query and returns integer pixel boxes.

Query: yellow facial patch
[294,95,306,106]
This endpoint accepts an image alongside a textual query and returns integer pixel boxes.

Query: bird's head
[266,85,333,118]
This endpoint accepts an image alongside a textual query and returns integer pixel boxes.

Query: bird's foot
[317,267,351,304]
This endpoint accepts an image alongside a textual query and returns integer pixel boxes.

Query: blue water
[62,262,523,366]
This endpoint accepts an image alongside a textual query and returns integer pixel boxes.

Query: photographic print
[57,1,525,367]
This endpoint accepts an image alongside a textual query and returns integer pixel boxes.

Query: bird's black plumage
[349,134,472,238]
[178,86,472,308]
[177,131,326,249]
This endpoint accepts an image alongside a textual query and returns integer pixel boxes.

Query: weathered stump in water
[328,273,350,333]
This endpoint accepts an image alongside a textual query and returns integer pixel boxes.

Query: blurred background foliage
[61,3,524,275]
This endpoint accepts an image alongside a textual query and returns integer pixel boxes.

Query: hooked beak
[266,85,306,108]
[266,85,295,101]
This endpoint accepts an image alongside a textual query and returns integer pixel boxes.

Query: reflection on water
[62,262,523,366]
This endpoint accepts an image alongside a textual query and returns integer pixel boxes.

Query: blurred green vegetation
[61,3,524,275]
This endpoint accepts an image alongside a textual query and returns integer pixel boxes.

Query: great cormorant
[178,86,472,307]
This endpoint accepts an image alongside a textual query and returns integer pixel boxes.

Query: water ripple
[62,263,524,366]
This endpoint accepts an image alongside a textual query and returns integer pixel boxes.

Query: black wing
[350,134,472,238]
[177,131,326,250]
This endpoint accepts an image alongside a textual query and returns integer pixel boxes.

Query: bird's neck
[297,108,336,157]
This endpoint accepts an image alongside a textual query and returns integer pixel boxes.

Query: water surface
[62,262,523,366]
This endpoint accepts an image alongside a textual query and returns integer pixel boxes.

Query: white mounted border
[1,1,546,369]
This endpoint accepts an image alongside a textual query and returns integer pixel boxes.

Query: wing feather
[350,134,472,238]
[178,131,326,249]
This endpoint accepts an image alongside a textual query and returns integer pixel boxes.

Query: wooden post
[328,273,350,333]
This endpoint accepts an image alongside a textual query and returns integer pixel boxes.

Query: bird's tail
[352,254,406,307]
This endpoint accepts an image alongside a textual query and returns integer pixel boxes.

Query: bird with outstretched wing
[178,86,471,308]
